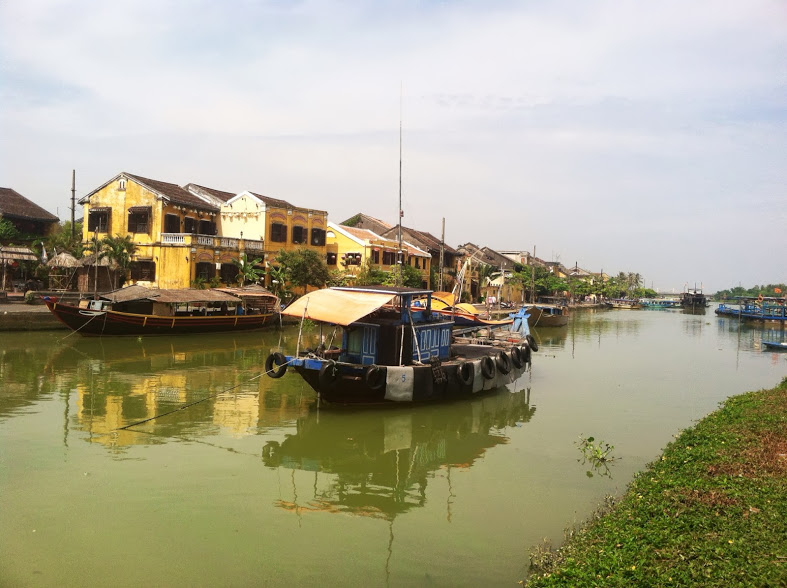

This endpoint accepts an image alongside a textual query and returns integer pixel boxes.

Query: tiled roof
[341,213,393,235]
[0,187,59,222]
[183,183,236,204]
[247,191,327,215]
[125,173,219,212]
[380,225,458,256]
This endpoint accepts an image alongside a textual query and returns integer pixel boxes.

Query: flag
[41,247,47,263]
[775,287,782,294]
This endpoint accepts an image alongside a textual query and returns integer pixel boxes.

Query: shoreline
[524,377,787,587]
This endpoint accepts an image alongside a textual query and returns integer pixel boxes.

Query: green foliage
[715,283,786,300]
[267,264,292,301]
[326,269,350,287]
[526,381,787,587]
[384,263,424,288]
[191,276,208,290]
[276,248,330,291]
[0,218,20,240]
[576,435,616,463]
[232,253,264,285]
[47,220,84,257]
[353,259,387,286]
[24,290,37,304]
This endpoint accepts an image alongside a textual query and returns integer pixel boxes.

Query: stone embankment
[0,291,70,331]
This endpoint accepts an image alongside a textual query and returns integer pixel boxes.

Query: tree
[97,235,138,288]
[384,263,423,288]
[275,248,331,294]
[0,218,20,241]
[46,220,84,257]
[232,253,264,285]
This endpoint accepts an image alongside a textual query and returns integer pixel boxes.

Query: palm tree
[98,235,138,288]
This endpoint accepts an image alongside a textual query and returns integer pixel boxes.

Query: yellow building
[326,222,431,286]
[79,172,327,290]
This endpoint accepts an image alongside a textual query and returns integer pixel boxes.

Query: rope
[59,310,103,341]
[114,355,298,431]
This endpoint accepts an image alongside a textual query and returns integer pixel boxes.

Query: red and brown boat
[42,284,279,336]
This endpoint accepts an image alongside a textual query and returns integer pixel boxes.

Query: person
[236,305,245,315]
[219,302,228,315]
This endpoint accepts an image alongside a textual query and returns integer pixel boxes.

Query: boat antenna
[397,83,403,287]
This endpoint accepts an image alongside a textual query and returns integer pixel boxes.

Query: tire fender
[265,352,288,378]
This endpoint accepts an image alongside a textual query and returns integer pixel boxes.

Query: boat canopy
[281,288,397,326]
[100,285,241,304]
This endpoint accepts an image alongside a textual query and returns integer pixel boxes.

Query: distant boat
[715,296,787,323]
[640,298,681,310]
[42,284,279,336]
[606,299,643,310]
[762,341,787,351]
[681,288,708,309]
[425,291,513,328]
[526,304,569,327]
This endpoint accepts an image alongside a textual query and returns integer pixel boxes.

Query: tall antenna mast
[71,170,76,239]
[397,84,403,287]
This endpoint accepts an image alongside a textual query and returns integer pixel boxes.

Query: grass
[524,377,787,587]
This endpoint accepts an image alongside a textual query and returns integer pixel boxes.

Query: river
[1,306,785,587]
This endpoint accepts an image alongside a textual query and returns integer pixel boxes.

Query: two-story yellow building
[326,222,431,286]
[79,172,327,290]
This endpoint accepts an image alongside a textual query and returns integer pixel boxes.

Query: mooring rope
[59,311,103,341]
[114,355,298,431]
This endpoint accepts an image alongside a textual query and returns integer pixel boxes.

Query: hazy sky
[1,0,784,292]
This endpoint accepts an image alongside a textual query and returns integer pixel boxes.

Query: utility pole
[439,217,445,291]
[70,170,76,239]
[530,245,536,303]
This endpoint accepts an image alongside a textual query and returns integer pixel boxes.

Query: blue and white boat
[640,298,681,310]
[264,286,535,405]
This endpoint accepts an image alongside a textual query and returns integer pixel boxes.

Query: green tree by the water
[715,283,786,300]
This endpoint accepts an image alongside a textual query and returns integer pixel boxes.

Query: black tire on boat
[318,359,339,390]
[365,365,386,391]
[481,355,496,380]
[522,345,532,366]
[495,351,512,375]
[456,361,474,387]
[526,334,539,352]
[510,346,524,369]
[265,352,288,378]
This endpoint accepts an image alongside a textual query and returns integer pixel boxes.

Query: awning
[281,288,396,326]
[100,285,241,304]
[128,206,152,214]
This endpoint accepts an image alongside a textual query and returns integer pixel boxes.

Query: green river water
[1,306,785,587]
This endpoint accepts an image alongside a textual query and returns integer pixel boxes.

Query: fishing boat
[424,291,513,328]
[762,341,787,351]
[42,284,279,336]
[264,285,535,405]
[526,302,569,327]
[715,296,787,323]
[681,288,708,309]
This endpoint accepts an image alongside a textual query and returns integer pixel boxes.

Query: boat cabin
[281,286,453,366]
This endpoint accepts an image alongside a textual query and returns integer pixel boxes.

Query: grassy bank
[525,377,787,587]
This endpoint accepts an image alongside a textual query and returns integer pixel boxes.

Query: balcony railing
[161,233,264,252]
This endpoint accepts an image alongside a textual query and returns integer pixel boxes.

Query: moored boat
[526,304,569,327]
[264,286,535,405]
[606,298,643,310]
[640,298,681,310]
[715,296,787,323]
[762,341,787,351]
[42,284,279,336]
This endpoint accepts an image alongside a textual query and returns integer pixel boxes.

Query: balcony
[161,233,264,252]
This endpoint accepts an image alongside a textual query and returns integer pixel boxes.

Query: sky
[1,0,785,293]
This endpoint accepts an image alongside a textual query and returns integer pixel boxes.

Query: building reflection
[262,388,537,521]
[46,332,317,449]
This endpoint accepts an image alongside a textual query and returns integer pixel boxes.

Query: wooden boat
[424,294,513,328]
[607,298,643,310]
[762,341,787,351]
[42,284,279,336]
[264,286,536,405]
[715,297,787,323]
[640,298,681,310]
[526,304,569,327]
[681,288,708,309]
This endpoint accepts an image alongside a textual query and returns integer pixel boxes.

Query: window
[196,262,215,281]
[87,209,110,233]
[164,214,180,233]
[270,223,287,243]
[130,261,155,281]
[198,219,215,235]
[220,264,239,284]
[118,178,126,191]
[184,217,197,234]
[292,225,307,244]
[326,252,337,266]
[382,251,396,265]
[371,250,380,264]
[343,252,362,266]
[310,228,326,246]
[127,207,151,233]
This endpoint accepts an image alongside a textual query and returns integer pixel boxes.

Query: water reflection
[262,388,536,520]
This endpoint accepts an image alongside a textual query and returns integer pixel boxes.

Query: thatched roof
[100,285,241,304]
[0,187,59,222]
[79,253,118,267]
[47,252,80,267]
[0,246,38,262]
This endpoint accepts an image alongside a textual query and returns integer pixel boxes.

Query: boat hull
[279,345,531,405]
[44,299,273,336]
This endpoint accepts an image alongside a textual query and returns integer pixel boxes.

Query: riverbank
[524,377,787,587]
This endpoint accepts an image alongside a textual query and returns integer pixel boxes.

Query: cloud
[1,0,785,291]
